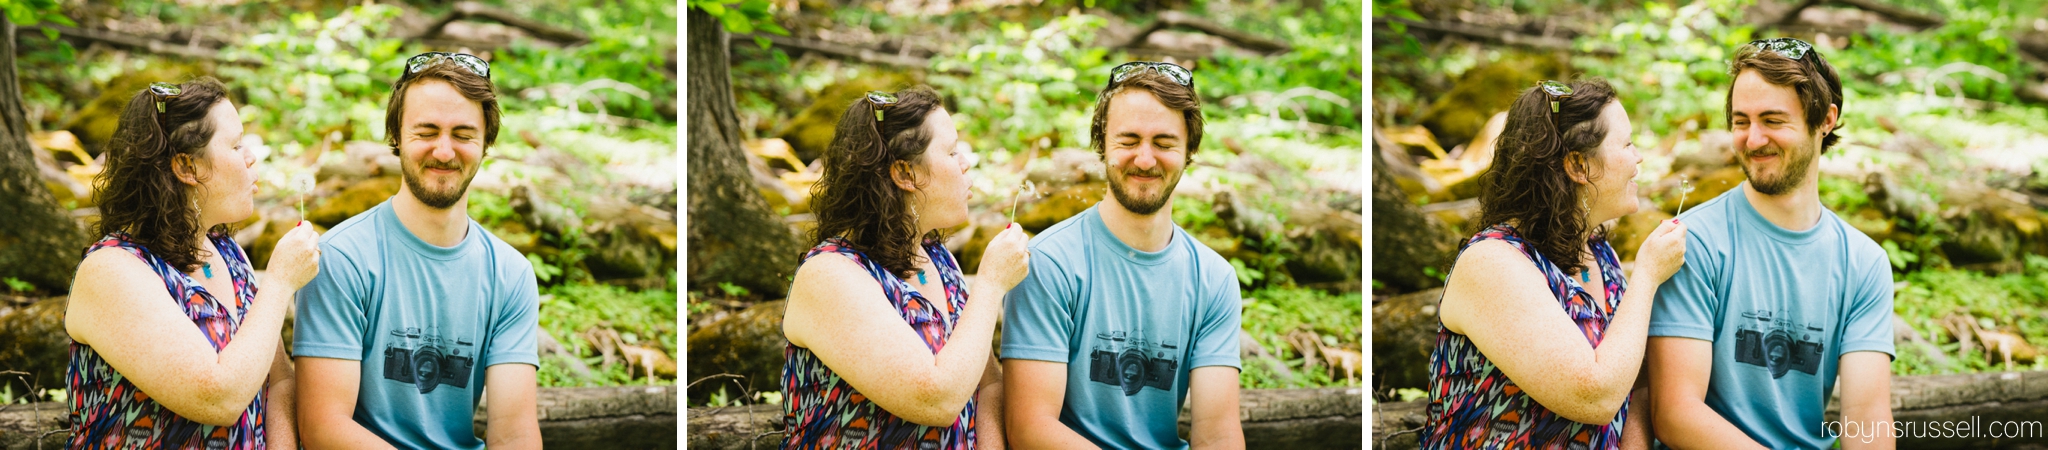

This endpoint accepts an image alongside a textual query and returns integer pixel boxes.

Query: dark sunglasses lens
[452,54,490,78]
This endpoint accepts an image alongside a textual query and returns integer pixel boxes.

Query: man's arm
[975,355,1005,449]
[484,364,543,449]
[1619,363,1651,450]
[1837,351,1894,450]
[1003,359,1097,449]
[264,343,297,449]
[295,357,396,450]
[1646,337,1765,449]
[1186,366,1243,449]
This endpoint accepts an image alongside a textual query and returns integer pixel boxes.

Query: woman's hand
[1632,219,1688,285]
[975,224,1031,294]
[267,221,322,290]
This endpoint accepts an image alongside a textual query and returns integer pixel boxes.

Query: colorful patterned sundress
[782,237,977,449]
[67,232,267,449]
[1421,224,1630,449]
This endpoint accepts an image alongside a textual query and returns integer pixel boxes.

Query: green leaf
[754,36,771,50]
[697,1,727,16]
[721,10,754,35]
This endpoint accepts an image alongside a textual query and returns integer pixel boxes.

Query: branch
[1832,0,1943,28]
[1373,18,1616,56]
[1121,10,1292,55]
[411,1,589,46]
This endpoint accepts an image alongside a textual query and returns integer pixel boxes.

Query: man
[294,52,543,449]
[1648,38,1895,449]
[1001,61,1245,449]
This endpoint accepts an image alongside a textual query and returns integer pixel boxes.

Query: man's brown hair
[384,58,501,155]
[1726,42,1844,152]
[1088,70,1204,163]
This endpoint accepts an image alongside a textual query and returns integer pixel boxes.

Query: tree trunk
[1369,143,1454,294]
[0,12,86,293]
[686,8,802,298]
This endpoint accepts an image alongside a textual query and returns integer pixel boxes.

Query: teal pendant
[203,263,213,279]
[1580,270,1589,283]
[917,271,927,284]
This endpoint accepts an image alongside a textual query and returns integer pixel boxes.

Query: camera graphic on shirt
[382,327,477,394]
[1087,331,1178,396]
[1733,310,1825,379]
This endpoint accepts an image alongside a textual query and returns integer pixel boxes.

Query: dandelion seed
[1010,180,1036,223]
[1675,176,1696,216]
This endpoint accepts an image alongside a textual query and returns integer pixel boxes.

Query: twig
[686,373,744,390]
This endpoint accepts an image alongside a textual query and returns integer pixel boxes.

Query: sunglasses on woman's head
[1107,61,1195,89]
[1538,80,1573,114]
[149,82,181,113]
[1748,38,1813,61]
[404,52,491,79]
[866,91,899,122]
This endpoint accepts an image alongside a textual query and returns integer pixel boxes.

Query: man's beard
[1106,164,1181,215]
[402,157,477,209]
[1740,143,1817,196]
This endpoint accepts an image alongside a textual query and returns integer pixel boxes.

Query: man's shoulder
[1027,207,1098,256]
[471,221,538,277]
[1177,226,1236,281]
[317,201,392,264]
[1822,210,1891,275]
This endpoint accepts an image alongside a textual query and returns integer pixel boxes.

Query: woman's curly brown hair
[93,77,233,273]
[808,85,946,279]
[1472,78,1620,276]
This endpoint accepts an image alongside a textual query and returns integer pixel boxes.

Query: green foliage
[537,282,679,387]
[2,277,32,293]
[1,0,76,39]
[1891,263,2048,375]
[1239,286,1363,389]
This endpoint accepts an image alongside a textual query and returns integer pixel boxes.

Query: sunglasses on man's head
[1748,38,1813,61]
[149,82,181,113]
[1107,61,1195,89]
[1538,80,1573,114]
[404,52,491,79]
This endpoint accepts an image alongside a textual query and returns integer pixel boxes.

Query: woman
[64,77,321,449]
[1422,79,1688,449]
[780,85,1030,449]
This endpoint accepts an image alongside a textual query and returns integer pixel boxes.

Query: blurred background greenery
[1372,0,2048,402]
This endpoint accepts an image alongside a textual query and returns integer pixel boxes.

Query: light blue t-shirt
[294,199,541,450]
[1001,205,1243,450]
[1649,183,1895,449]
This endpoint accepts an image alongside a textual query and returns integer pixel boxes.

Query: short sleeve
[1648,229,1720,341]
[1838,254,1895,358]
[293,240,370,360]
[1187,266,1242,370]
[1001,247,1075,363]
[485,255,542,367]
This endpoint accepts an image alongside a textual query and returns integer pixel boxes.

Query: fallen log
[0,385,676,449]
[21,25,257,66]
[733,33,969,75]
[687,387,1364,449]
[1373,371,2048,448]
